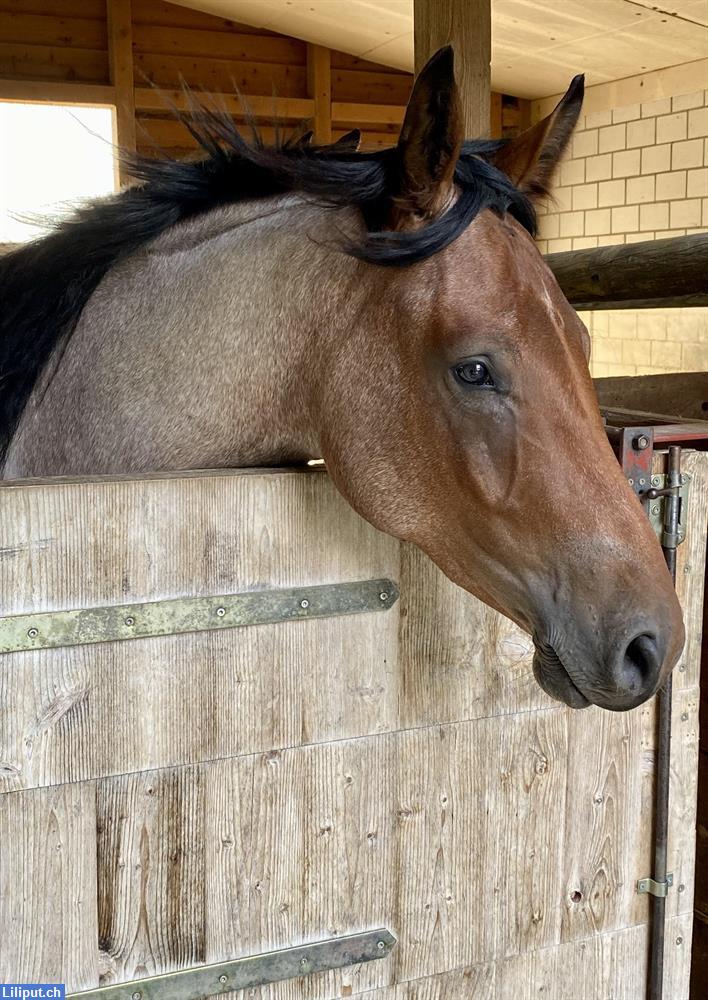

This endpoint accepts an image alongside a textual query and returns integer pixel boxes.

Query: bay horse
[0,49,683,711]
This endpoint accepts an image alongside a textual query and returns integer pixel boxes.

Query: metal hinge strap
[67,928,396,999]
[0,578,399,654]
[637,873,674,898]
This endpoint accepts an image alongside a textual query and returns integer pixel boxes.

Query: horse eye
[453,360,495,388]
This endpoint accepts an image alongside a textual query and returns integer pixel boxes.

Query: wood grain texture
[134,86,314,120]
[413,0,491,136]
[397,542,546,729]
[0,40,108,83]
[133,50,309,97]
[674,449,708,691]
[0,456,705,996]
[133,24,306,65]
[307,44,332,144]
[107,0,136,181]
[559,704,650,940]
[0,77,115,105]
[0,471,400,791]
[0,782,99,992]
[0,12,107,50]
[546,234,708,311]
[96,766,205,985]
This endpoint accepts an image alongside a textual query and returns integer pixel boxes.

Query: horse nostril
[620,633,661,692]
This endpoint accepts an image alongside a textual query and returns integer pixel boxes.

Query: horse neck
[4,198,364,477]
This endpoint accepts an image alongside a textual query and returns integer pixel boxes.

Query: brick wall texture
[536,88,708,379]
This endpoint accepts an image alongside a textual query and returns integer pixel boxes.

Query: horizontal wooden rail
[546,233,708,310]
[331,101,405,126]
[135,86,315,121]
[0,78,116,107]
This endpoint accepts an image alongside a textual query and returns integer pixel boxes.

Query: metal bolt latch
[637,873,673,897]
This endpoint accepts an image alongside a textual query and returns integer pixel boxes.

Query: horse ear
[333,128,362,152]
[490,75,584,198]
[394,46,463,221]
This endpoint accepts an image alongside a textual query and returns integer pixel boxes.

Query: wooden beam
[331,102,405,127]
[546,234,708,310]
[0,79,116,107]
[106,0,135,184]
[135,88,314,122]
[307,43,331,144]
[413,0,492,136]
[490,92,502,138]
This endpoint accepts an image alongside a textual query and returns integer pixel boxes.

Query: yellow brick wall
[533,75,708,378]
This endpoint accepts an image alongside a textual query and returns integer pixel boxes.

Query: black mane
[0,102,535,463]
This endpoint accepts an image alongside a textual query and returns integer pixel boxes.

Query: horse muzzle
[532,623,675,712]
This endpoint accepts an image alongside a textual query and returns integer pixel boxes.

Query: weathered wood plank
[0,782,99,992]
[397,542,546,729]
[559,705,650,940]
[674,450,708,691]
[0,471,400,791]
[667,686,700,921]
[394,709,568,980]
[205,737,394,998]
[96,766,205,985]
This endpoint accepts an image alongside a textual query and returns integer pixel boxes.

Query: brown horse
[0,49,683,711]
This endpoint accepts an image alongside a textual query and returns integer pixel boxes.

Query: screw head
[676,936,683,945]
[678,883,685,892]
[124,616,135,626]
[681,712,688,722]
[219,974,228,984]
[216,607,226,617]
[300,599,309,609]
[27,627,39,639]
[634,434,650,450]
[627,478,634,486]
[377,940,386,951]
[132,993,142,1000]
[300,957,309,967]
[379,592,389,602]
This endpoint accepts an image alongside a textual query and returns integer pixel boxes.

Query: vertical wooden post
[490,91,502,138]
[413,0,491,137]
[307,44,332,144]
[107,0,136,186]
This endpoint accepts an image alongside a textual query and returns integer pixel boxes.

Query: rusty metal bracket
[617,425,655,494]
[0,579,399,654]
[66,929,396,999]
